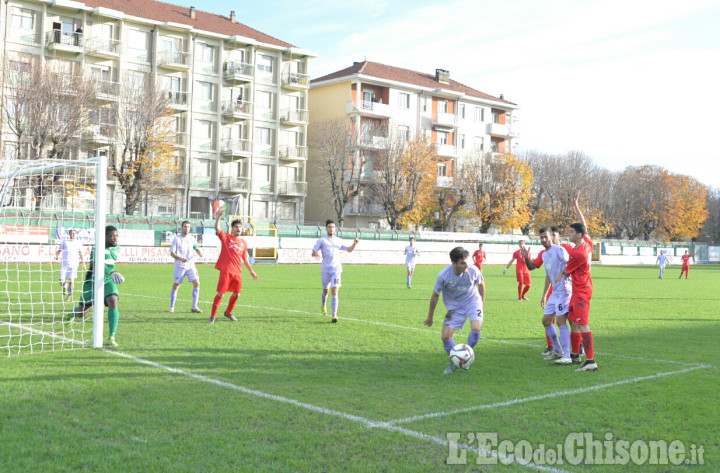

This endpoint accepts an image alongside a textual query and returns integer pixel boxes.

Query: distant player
[55,228,85,301]
[404,237,420,288]
[655,250,671,279]
[472,243,487,272]
[169,221,203,313]
[555,191,597,371]
[424,246,485,374]
[209,206,258,324]
[311,219,359,323]
[65,225,124,348]
[679,250,692,279]
[503,240,531,300]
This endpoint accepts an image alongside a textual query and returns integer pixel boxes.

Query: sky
[174,0,720,189]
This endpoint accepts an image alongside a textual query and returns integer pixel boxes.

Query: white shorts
[59,265,78,281]
[321,270,342,289]
[443,308,483,330]
[544,291,571,316]
[174,267,199,284]
[406,263,416,272]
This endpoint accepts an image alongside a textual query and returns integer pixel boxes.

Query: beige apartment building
[0,0,313,221]
[307,61,518,229]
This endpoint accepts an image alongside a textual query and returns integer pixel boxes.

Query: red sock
[225,294,239,315]
[571,332,583,355]
[521,285,531,298]
[581,332,595,359]
[211,294,223,317]
[517,282,523,299]
[546,333,553,347]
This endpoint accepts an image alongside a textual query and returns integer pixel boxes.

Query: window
[128,29,148,51]
[11,8,35,30]
[474,107,483,121]
[492,110,503,124]
[438,100,448,113]
[254,164,273,181]
[437,131,448,145]
[398,92,410,109]
[474,136,484,151]
[191,161,212,188]
[197,81,214,100]
[255,127,272,145]
[459,104,466,119]
[459,134,466,149]
[437,162,447,177]
[397,125,410,141]
[253,200,269,218]
[256,91,274,109]
[258,55,274,72]
[95,23,114,40]
[491,141,499,152]
[196,120,215,139]
[281,202,296,219]
[9,61,30,72]
[91,66,111,81]
[126,71,146,88]
[197,43,215,63]
[421,96,429,113]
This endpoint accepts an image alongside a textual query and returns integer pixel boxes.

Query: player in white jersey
[655,250,671,279]
[311,219,359,323]
[424,247,486,374]
[169,221,203,313]
[404,236,420,288]
[55,228,85,301]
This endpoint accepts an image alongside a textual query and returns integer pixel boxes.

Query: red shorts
[568,293,591,325]
[516,272,531,285]
[216,271,242,294]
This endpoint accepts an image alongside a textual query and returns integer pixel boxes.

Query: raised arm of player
[214,206,224,233]
[574,191,587,230]
[346,237,359,253]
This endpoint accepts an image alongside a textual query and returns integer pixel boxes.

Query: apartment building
[0,0,313,221]
[307,61,518,229]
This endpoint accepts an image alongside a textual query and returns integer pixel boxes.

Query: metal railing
[85,37,121,54]
[46,30,83,47]
[278,145,308,159]
[220,139,252,155]
[279,108,309,123]
[223,61,254,77]
[219,176,250,192]
[157,50,191,67]
[281,71,309,87]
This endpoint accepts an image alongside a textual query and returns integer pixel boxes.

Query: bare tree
[309,117,363,227]
[109,73,176,215]
[2,58,95,209]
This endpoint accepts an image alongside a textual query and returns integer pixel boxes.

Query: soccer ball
[449,344,474,370]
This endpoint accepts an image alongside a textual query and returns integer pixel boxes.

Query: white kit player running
[169,221,204,313]
[404,236,420,288]
[424,247,486,374]
[55,228,85,301]
[656,250,671,279]
[311,219,358,323]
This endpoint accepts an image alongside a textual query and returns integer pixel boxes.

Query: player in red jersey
[503,240,531,300]
[679,250,693,279]
[472,243,487,271]
[209,205,258,324]
[555,192,597,371]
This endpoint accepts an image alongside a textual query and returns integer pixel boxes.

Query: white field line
[129,292,706,368]
[384,364,712,426]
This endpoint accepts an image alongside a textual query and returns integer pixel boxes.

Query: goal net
[0,157,107,356]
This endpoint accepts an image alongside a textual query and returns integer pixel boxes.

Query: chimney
[189,6,195,19]
[435,68,450,85]
[230,10,236,23]
[499,94,504,100]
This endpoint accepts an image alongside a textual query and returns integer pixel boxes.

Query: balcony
[345,100,393,119]
[434,144,457,157]
[83,126,114,148]
[343,202,384,216]
[279,108,309,126]
[219,176,250,192]
[157,51,191,70]
[46,30,83,54]
[432,112,458,128]
[359,133,388,149]
[487,122,517,138]
[436,176,454,188]
[251,181,274,193]
[279,145,308,161]
[223,61,254,83]
[222,100,253,121]
[172,132,188,148]
[220,139,252,159]
[281,71,309,90]
[278,180,307,196]
[255,106,276,121]
[85,37,121,59]
[165,90,189,111]
[93,80,120,103]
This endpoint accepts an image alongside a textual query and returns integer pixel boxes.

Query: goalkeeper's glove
[110,271,125,284]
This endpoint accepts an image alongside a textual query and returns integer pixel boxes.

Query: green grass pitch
[1,262,718,472]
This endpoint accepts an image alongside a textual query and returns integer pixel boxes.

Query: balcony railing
[220,139,252,156]
[277,180,307,195]
[46,30,83,52]
[221,100,253,117]
[172,132,188,147]
[345,100,393,118]
[436,176,454,188]
[487,122,517,137]
[343,202,384,216]
[94,80,120,99]
[219,176,250,192]
[157,50,191,68]
[432,112,458,127]
[165,90,189,107]
[223,61,254,81]
[433,144,457,157]
[85,37,121,56]
[251,181,274,193]
[281,71,309,88]
[279,108,309,125]
[279,145,307,160]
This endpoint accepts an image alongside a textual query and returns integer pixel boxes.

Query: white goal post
[0,157,107,355]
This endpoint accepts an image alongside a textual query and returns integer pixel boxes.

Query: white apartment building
[0,0,313,222]
[307,61,518,229]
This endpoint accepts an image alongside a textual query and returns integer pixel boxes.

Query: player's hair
[68,228,77,235]
[538,227,548,234]
[449,246,469,263]
[230,219,242,228]
[519,239,525,244]
[105,225,117,236]
[569,222,586,236]
[478,242,483,247]
[181,220,191,226]
[409,236,415,241]
[325,219,335,227]
[550,226,560,233]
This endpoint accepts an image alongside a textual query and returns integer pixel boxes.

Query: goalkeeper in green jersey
[65,225,124,348]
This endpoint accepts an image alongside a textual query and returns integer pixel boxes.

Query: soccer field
[1,263,718,472]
